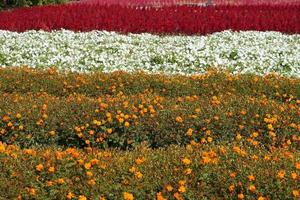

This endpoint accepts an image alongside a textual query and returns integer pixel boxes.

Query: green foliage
[0,0,69,10]
[0,67,299,150]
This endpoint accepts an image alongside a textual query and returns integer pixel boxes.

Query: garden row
[0,67,299,149]
[0,30,299,76]
[0,142,300,199]
[0,4,299,33]
[78,0,300,6]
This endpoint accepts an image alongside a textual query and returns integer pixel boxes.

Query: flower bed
[0,143,300,199]
[0,30,299,76]
[0,4,299,33]
[0,67,299,149]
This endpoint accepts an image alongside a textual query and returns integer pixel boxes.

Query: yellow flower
[175,116,183,123]
[87,179,96,186]
[78,195,87,200]
[16,113,21,119]
[47,181,54,187]
[228,184,235,192]
[173,192,182,200]
[295,162,300,170]
[35,164,44,172]
[156,192,166,200]
[178,180,186,185]
[207,137,213,143]
[67,192,74,199]
[135,157,145,165]
[238,193,244,199]
[293,190,300,197]
[86,171,93,177]
[48,167,55,173]
[257,197,266,200]
[165,184,173,192]
[252,132,259,138]
[291,172,298,180]
[124,121,130,127]
[277,170,285,179]
[57,178,65,184]
[178,186,186,193]
[84,163,92,170]
[134,171,143,179]
[247,174,255,181]
[123,192,134,200]
[184,168,192,175]
[28,188,36,196]
[129,166,136,173]
[248,184,256,192]
[107,128,113,134]
[19,125,24,130]
[186,128,193,136]
[181,158,191,165]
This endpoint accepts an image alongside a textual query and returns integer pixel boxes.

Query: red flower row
[0,4,299,34]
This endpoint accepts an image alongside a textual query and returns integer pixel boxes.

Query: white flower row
[0,30,299,76]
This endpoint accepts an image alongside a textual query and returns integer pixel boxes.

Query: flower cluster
[0,142,299,199]
[0,68,299,149]
[0,4,299,33]
[0,30,299,76]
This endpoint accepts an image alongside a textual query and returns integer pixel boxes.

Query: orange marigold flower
[207,137,213,143]
[135,157,145,165]
[165,184,173,192]
[124,121,130,127]
[173,192,183,200]
[48,167,55,173]
[16,113,21,119]
[238,193,244,199]
[35,164,44,172]
[134,171,143,179]
[87,179,96,186]
[292,190,300,197]
[47,181,54,187]
[178,186,186,193]
[78,195,87,200]
[86,171,93,177]
[175,116,183,123]
[247,174,255,181]
[229,172,236,178]
[291,172,298,180]
[184,168,192,175]
[277,170,285,179]
[156,192,166,200]
[67,192,74,200]
[228,184,235,192]
[248,185,256,192]
[186,128,193,136]
[107,128,113,134]
[123,192,134,200]
[181,158,191,165]
[178,180,186,185]
[84,163,92,170]
[257,197,266,200]
[57,178,65,184]
[28,188,36,196]
[295,162,300,170]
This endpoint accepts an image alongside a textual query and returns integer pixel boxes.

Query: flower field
[0,30,299,76]
[0,0,299,200]
[0,4,299,33]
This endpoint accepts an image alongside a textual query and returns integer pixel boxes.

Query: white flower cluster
[0,30,299,76]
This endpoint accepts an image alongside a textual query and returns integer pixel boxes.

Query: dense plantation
[0,4,299,33]
[0,0,299,199]
[0,30,299,76]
